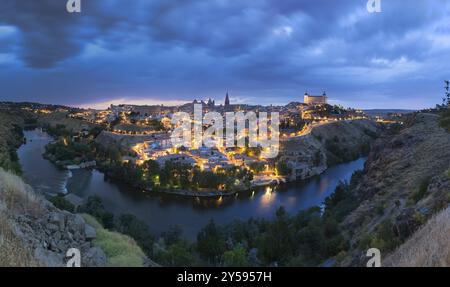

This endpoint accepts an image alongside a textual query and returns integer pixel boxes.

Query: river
[18,129,366,240]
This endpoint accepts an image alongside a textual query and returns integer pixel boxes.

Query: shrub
[371,220,401,252]
[156,241,196,267]
[196,220,226,264]
[49,195,75,212]
[439,108,450,131]
[116,214,155,256]
[223,246,249,267]
[376,204,385,216]
[82,214,146,267]
[411,177,431,203]
[79,196,114,229]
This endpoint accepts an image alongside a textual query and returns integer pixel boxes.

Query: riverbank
[143,176,286,198]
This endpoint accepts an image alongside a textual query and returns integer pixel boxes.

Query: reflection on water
[18,129,367,240]
[260,186,276,208]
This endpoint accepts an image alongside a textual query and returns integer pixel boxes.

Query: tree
[144,159,160,176]
[223,246,249,267]
[79,196,115,229]
[443,80,450,107]
[276,161,292,176]
[158,241,196,267]
[162,225,183,246]
[196,220,226,264]
[257,207,294,265]
[116,214,155,256]
[49,195,75,212]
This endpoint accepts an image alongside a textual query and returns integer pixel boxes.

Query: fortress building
[304,92,328,105]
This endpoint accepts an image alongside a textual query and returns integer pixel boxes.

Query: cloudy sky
[0,0,449,109]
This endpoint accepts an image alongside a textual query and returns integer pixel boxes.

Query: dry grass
[0,168,42,266]
[0,215,38,267]
[0,168,43,216]
[384,206,450,267]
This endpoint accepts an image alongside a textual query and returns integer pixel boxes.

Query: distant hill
[363,109,415,117]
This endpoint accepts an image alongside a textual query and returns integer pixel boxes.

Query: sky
[0,0,449,110]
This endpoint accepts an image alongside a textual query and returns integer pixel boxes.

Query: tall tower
[225,92,230,107]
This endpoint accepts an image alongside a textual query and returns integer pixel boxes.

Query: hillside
[338,113,450,266]
[280,119,379,181]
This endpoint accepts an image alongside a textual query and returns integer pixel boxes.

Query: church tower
[225,92,230,107]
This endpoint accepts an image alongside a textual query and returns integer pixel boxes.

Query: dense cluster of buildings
[65,91,369,180]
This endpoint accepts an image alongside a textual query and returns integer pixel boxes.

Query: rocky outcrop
[279,119,379,181]
[0,169,106,267]
[12,210,105,267]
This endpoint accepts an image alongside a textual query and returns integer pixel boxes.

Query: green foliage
[162,225,183,246]
[358,220,401,253]
[196,220,227,264]
[276,161,292,176]
[49,195,75,212]
[79,196,115,229]
[45,139,95,162]
[82,214,146,267]
[376,204,385,216]
[323,181,359,222]
[411,177,431,203]
[257,207,294,265]
[0,116,24,175]
[223,246,249,267]
[116,214,155,257]
[156,241,196,267]
[439,108,450,132]
[43,123,72,137]
[371,220,401,252]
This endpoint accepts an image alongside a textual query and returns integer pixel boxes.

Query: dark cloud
[0,0,449,109]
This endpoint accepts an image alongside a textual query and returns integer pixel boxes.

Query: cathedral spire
[225,91,230,107]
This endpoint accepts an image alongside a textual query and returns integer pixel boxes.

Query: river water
[18,129,366,240]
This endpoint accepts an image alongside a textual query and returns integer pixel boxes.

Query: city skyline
[1,0,450,109]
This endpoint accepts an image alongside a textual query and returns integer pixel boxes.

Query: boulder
[84,224,97,240]
[49,212,65,230]
[34,248,64,267]
[83,247,106,267]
